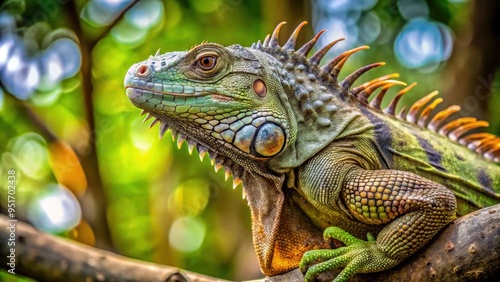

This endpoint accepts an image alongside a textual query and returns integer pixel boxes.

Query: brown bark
[269,204,500,282]
[0,214,228,282]
[1,204,499,282]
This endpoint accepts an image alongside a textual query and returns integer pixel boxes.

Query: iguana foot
[299,226,398,282]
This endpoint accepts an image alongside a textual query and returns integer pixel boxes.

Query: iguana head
[124,40,305,183]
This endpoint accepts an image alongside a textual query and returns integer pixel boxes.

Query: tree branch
[1,204,499,281]
[0,214,228,282]
[269,204,500,282]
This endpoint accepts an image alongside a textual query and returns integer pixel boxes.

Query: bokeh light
[27,184,82,233]
[394,18,453,71]
[38,49,63,89]
[80,0,134,27]
[125,0,163,29]
[313,0,378,50]
[169,179,210,215]
[48,140,88,197]
[358,11,381,45]
[50,38,82,78]
[30,85,62,106]
[68,220,96,246]
[8,133,51,180]
[0,12,81,100]
[1,36,34,99]
[169,216,206,253]
[129,117,156,151]
[398,0,429,20]
[111,20,148,46]
[111,0,164,46]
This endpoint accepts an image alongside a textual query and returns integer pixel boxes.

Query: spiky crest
[250,21,500,162]
[296,29,326,56]
[283,21,308,50]
[309,38,345,65]
[324,46,368,79]
[188,41,208,52]
[340,62,385,89]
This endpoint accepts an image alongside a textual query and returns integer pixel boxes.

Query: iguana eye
[195,55,217,71]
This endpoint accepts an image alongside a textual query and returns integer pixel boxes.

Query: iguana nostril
[136,65,150,77]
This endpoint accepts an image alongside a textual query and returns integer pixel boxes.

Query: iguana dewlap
[124,22,500,282]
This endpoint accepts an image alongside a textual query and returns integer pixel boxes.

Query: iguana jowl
[124,22,500,281]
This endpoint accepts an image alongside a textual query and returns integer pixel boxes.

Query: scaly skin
[124,22,500,281]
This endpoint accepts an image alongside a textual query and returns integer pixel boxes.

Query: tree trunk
[444,0,500,120]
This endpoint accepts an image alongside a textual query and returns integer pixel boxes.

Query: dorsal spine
[251,21,500,163]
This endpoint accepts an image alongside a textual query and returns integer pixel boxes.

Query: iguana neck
[252,49,374,172]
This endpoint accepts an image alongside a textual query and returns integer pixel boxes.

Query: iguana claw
[299,226,397,282]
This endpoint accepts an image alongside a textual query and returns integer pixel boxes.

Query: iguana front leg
[297,148,457,282]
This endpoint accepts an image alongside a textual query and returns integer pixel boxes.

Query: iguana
[123,22,500,281]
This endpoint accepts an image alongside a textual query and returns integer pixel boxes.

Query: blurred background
[0,0,498,281]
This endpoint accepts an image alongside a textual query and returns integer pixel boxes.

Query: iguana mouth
[125,86,235,107]
[210,94,234,102]
[126,86,222,97]
[126,86,209,97]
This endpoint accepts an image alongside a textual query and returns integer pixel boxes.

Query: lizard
[123,21,500,281]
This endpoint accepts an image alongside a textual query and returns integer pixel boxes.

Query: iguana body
[124,22,500,281]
